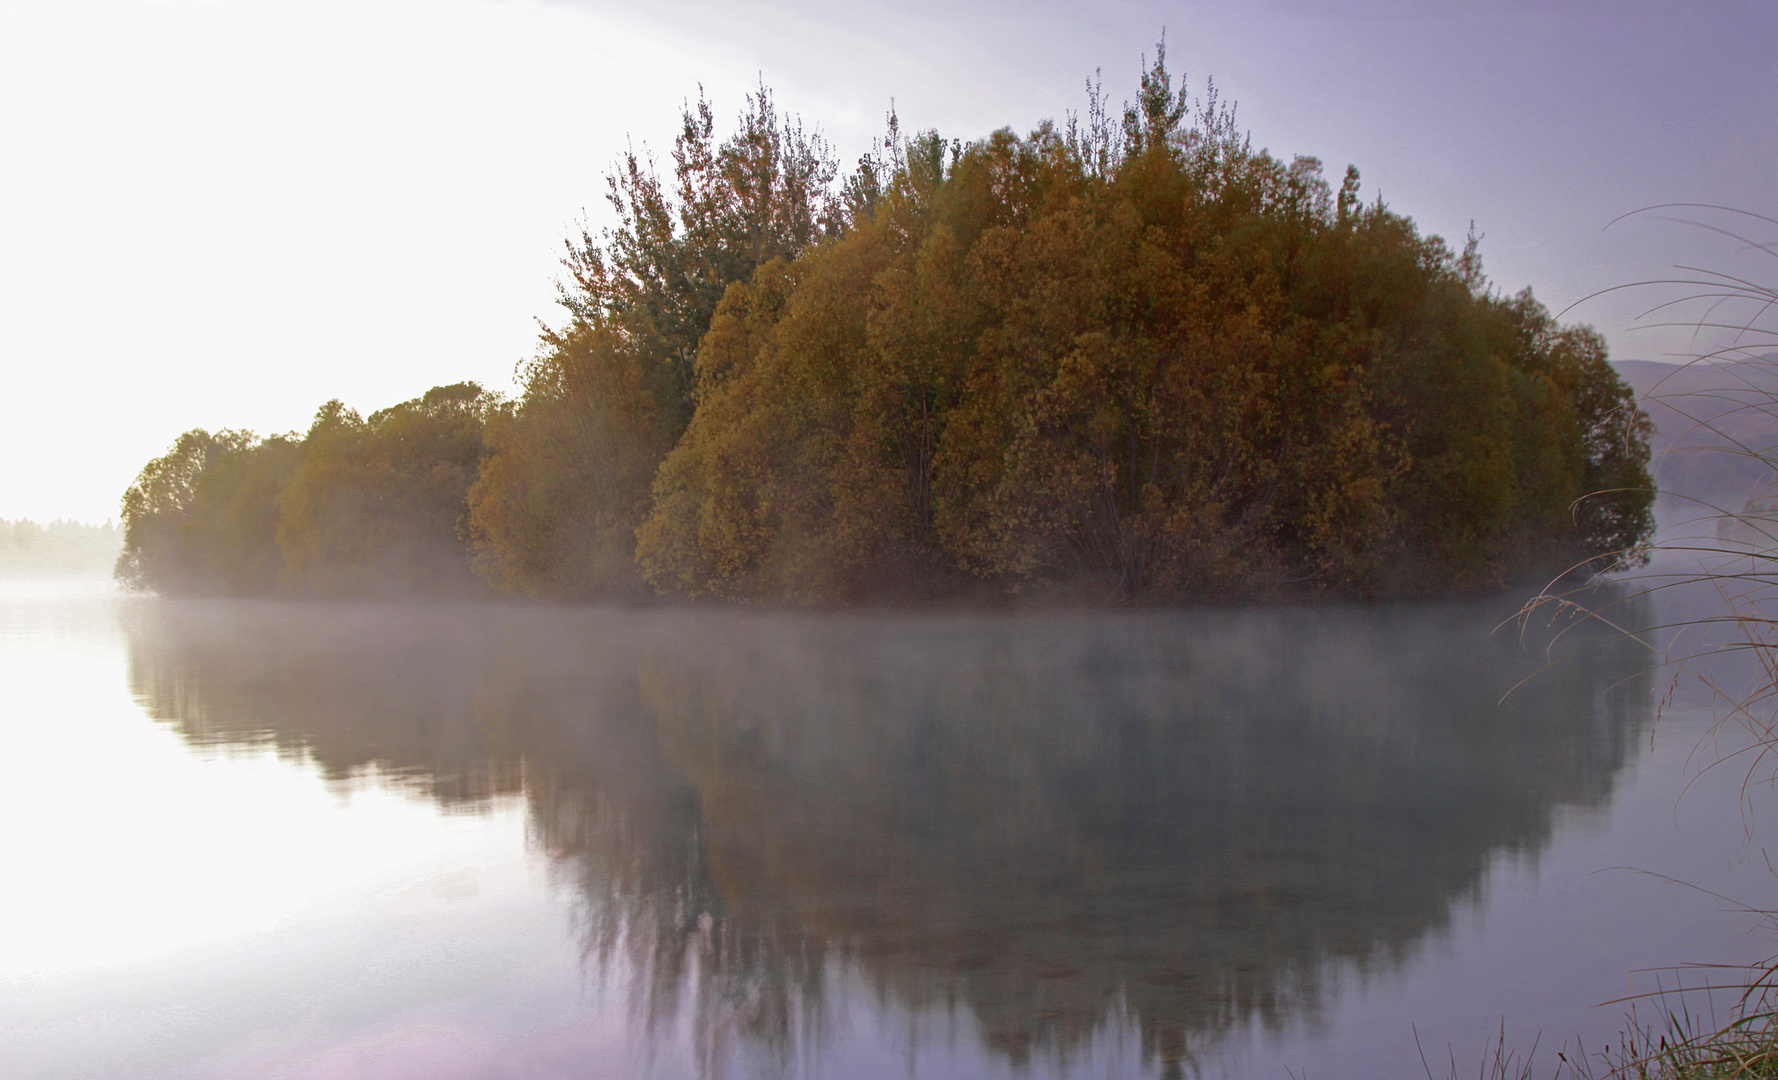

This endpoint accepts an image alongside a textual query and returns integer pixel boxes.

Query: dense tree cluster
[118,383,497,597]
[118,52,1654,603]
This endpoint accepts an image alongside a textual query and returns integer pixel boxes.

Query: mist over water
[8,585,1778,1079]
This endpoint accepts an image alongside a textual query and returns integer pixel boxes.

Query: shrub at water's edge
[114,48,1654,603]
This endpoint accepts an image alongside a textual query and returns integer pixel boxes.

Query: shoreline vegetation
[1500,209,1778,1080]
[113,46,1655,606]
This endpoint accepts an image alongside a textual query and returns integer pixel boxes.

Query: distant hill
[1614,358,1778,521]
[0,519,122,578]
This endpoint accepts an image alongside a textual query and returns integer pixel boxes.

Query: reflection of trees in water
[123,602,525,805]
[125,597,1651,1078]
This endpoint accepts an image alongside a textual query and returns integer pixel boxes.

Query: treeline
[1,519,121,577]
[118,51,1655,603]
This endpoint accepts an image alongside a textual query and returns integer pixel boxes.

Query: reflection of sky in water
[2,583,1777,1079]
[0,606,519,980]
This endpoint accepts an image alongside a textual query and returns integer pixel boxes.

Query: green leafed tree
[276,383,498,598]
[117,429,296,595]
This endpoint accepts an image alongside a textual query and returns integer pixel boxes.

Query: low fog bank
[0,519,120,579]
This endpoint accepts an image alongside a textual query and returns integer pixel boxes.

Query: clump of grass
[1606,1014,1778,1077]
[1570,973,1778,1079]
[1417,976,1778,1079]
[1419,1021,1544,1080]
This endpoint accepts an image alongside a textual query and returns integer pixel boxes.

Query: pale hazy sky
[2,0,1774,524]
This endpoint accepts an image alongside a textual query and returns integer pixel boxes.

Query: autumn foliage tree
[633,51,1653,602]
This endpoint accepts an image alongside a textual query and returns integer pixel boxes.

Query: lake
[4,580,1776,1079]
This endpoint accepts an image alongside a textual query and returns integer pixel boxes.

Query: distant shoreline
[0,519,121,580]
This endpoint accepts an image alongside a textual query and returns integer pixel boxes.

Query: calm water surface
[4,580,1776,1079]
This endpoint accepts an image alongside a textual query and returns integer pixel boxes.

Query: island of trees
[116,50,1655,605]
